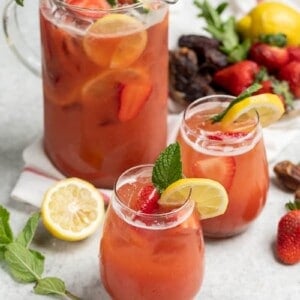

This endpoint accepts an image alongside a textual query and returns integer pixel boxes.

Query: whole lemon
[237,2,300,45]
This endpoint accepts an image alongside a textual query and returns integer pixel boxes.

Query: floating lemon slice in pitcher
[83,14,147,68]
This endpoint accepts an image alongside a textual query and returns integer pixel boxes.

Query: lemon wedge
[83,14,147,68]
[41,178,105,241]
[158,178,228,220]
[221,93,285,127]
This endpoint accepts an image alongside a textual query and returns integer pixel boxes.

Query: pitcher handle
[2,0,41,77]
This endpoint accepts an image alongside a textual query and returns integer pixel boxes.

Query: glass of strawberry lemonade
[100,164,204,300]
[39,0,169,188]
[177,95,270,238]
[99,141,219,300]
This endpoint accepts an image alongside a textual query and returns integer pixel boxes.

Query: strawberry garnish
[276,201,300,265]
[137,184,160,214]
[192,157,236,190]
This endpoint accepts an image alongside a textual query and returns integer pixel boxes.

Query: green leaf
[34,277,66,296]
[194,0,247,62]
[152,143,182,193]
[0,245,6,260]
[14,0,24,6]
[0,205,14,244]
[15,212,40,248]
[211,83,262,123]
[259,33,287,47]
[4,242,44,283]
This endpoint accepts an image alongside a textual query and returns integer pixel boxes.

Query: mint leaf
[152,143,182,193]
[14,0,24,6]
[4,242,44,283]
[16,212,40,248]
[0,205,13,244]
[34,277,66,296]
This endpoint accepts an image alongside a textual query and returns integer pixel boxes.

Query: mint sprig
[194,0,251,63]
[152,142,182,193]
[0,205,81,299]
[211,83,262,123]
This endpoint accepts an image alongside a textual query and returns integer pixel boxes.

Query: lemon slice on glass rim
[220,93,285,127]
[41,178,105,241]
[158,178,228,220]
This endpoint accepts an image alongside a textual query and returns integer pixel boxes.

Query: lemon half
[41,178,105,241]
[158,178,228,220]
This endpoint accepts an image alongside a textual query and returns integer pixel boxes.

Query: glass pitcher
[3,0,173,188]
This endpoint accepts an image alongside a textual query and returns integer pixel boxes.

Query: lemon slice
[83,14,147,68]
[158,178,228,220]
[41,178,105,241]
[221,93,285,127]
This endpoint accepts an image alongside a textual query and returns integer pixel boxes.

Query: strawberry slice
[119,80,152,122]
[207,132,247,141]
[65,0,110,18]
[136,184,160,214]
[192,157,236,190]
[66,0,110,9]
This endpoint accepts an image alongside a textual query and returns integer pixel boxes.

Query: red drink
[177,95,269,237]
[100,165,204,300]
[39,0,169,188]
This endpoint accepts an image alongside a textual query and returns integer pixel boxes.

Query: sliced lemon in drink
[158,178,228,220]
[41,178,105,241]
[221,93,285,127]
[83,14,147,68]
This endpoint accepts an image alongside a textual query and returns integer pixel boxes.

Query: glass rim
[112,164,195,226]
[53,0,166,13]
[182,94,260,138]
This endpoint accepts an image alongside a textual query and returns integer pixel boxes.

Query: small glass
[177,95,269,238]
[100,164,204,300]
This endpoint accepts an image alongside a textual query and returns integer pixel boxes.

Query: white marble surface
[0,0,300,299]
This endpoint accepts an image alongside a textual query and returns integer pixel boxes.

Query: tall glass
[100,164,204,300]
[4,0,169,188]
[177,95,269,238]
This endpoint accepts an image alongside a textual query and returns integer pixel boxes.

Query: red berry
[276,210,300,265]
[137,185,160,214]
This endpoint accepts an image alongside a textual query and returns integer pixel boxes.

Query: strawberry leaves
[0,206,80,299]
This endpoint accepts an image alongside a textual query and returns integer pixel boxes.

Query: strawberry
[118,79,152,122]
[279,61,300,98]
[136,184,160,214]
[192,157,236,190]
[287,46,300,62]
[213,60,260,96]
[249,43,289,73]
[254,68,294,111]
[276,201,300,265]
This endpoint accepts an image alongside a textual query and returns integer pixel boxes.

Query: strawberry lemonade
[177,95,270,237]
[39,0,169,188]
[100,165,204,300]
